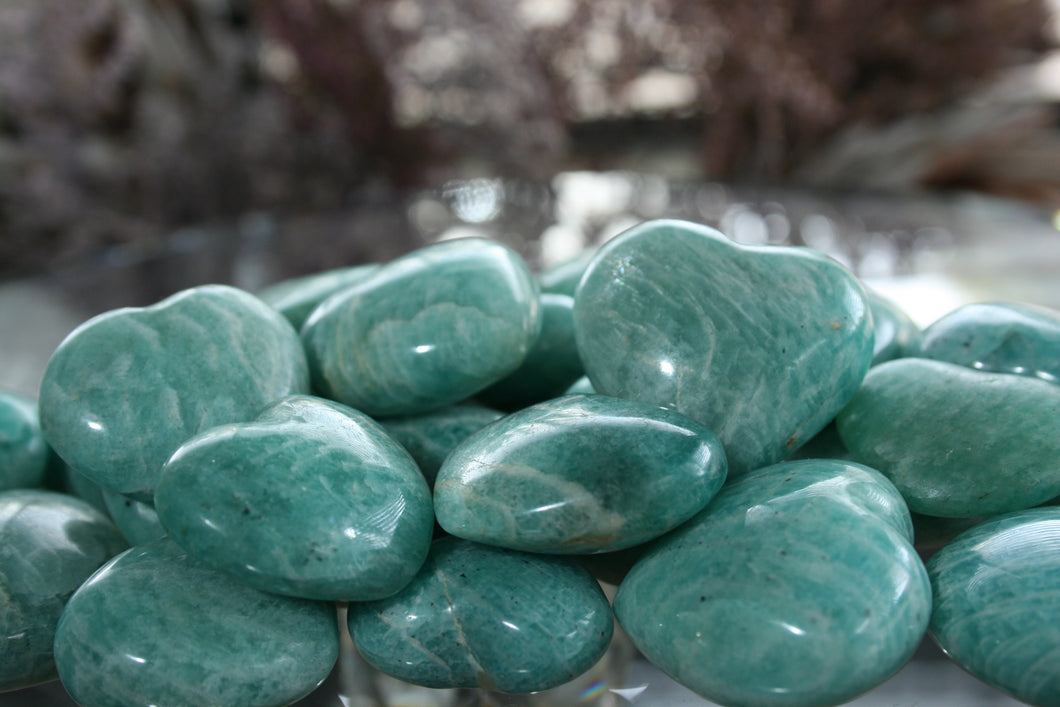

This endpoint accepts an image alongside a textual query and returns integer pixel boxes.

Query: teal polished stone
[565,375,596,395]
[60,466,109,515]
[614,459,929,707]
[380,403,503,486]
[574,219,873,476]
[783,421,852,462]
[0,391,49,491]
[836,357,1060,517]
[538,249,595,296]
[102,490,166,546]
[348,536,613,693]
[928,507,1060,706]
[54,539,339,707]
[477,293,584,410]
[38,285,309,501]
[155,395,433,601]
[434,394,727,554]
[0,490,126,691]
[302,238,540,417]
[867,290,919,365]
[916,301,1060,383]
[257,263,379,330]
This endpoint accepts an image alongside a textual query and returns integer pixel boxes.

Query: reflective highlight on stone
[302,238,539,417]
[38,285,309,500]
[574,219,873,475]
[836,358,1060,517]
[615,459,928,707]
[435,395,727,554]
[257,263,380,330]
[867,290,919,365]
[0,391,49,491]
[928,507,1060,706]
[54,539,338,707]
[155,395,433,601]
[348,537,613,693]
[0,490,126,691]
[380,404,503,487]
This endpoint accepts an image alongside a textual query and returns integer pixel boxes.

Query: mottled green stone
[836,357,1060,517]
[38,285,309,501]
[928,507,1060,706]
[102,490,166,546]
[574,219,873,476]
[348,537,613,693]
[615,459,929,707]
[0,490,126,691]
[60,466,109,515]
[380,404,503,486]
[916,301,1060,383]
[302,238,540,417]
[867,290,919,365]
[538,249,596,296]
[434,394,727,554]
[0,391,48,491]
[477,293,584,410]
[784,421,852,462]
[565,376,596,395]
[155,395,433,601]
[54,539,339,707]
[257,263,379,330]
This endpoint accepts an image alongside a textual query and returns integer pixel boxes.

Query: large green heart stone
[928,507,1060,706]
[348,537,613,694]
[0,391,49,491]
[53,539,338,707]
[155,395,433,601]
[0,490,126,692]
[38,285,309,501]
[836,357,1060,517]
[434,394,727,554]
[574,220,873,476]
[302,238,539,418]
[614,459,929,707]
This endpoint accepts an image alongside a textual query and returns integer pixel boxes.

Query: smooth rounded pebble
[867,290,919,365]
[0,391,49,491]
[102,490,166,546]
[257,263,379,330]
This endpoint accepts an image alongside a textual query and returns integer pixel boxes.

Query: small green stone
[538,249,596,296]
[102,490,166,546]
[867,290,920,365]
[434,394,727,554]
[564,375,596,395]
[38,285,309,501]
[348,537,613,693]
[380,403,503,487]
[614,459,928,707]
[928,507,1060,706]
[836,358,1060,517]
[257,263,380,330]
[54,539,339,707]
[0,391,49,491]
[302,238,540,417]
[574,219,873,476]
[0,490,126,691]
[155,395,434,601]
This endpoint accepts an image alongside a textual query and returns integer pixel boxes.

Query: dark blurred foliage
[0,0,1052,276]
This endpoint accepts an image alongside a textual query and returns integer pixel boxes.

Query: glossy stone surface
[615,459,929,707]
[348,537,613,693]
[257,263,379,330]
[538,249,595,296]
[0,490,126,691]
[435,394,726,554]
[302,238,539,417]
[54,539,338,707]
[39,285,309,500]
[155,395,433,601]
[574,219,873,476]
[477,293,584,410]
[380,404,503,486]
[928,507,1060,706]
[836,357,1060,517]
[867,290,919,365]
[565,376,595,395]
[0,391,49,491]
[102,490,166,546]
[916,301,1060,383]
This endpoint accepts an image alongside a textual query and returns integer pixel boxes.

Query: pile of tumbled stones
[1,218,1059,707]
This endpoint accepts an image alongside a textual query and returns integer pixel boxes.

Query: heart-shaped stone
[38,285,309,501]
[574,220,874,475]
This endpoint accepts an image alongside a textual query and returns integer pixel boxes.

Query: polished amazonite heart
[836,357,1060,517]
[348,536,613,694]
[0,490,126,691]
[38,285,309,501]
[434,394,727,554]
[54,539,338,707]
[615,459,929,707]
[574,219,873,476]
[380,403,503,487]
[302,238,539,418]
[0,391,49,491]
[155,395,433,601]
[928,507,1060,706]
